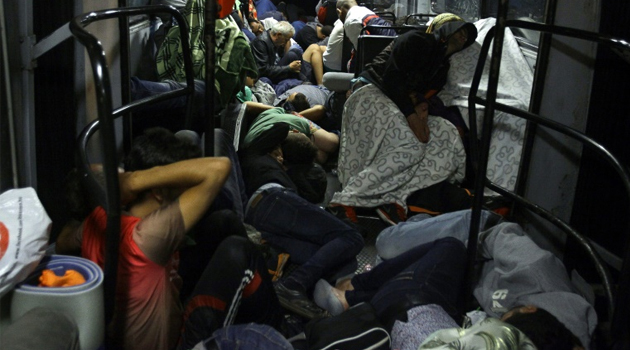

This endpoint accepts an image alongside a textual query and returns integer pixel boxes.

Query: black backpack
[305,302,391,350]
[317,0,339,26]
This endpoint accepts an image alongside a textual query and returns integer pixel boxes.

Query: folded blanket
[156,0,258,107]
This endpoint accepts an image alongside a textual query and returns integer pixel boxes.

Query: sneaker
[375,204,407,226]
[274,282,328,320]
[326,204,358,223]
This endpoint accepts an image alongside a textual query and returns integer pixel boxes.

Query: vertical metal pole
[203,0,217,156]
[0,0,18,188]
[513,0,558,198]
[18,0,37,188]
[119,0,132,153]
[466,0,510,310]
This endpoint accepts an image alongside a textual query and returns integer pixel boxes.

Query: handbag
[305,302,391,350]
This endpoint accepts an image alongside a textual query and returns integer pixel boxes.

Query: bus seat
[355,35,396,76]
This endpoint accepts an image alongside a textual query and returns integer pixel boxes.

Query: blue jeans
[130,76,205,113]
[347,237,467,330]
[198,323,293,350]
[375,209,500,261]
[245,187,364,291]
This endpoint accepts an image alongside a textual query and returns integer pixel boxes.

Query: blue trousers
[245,187,364,292]
[197,323,293,350]
[347,237,467,329]
[375,209,499,261]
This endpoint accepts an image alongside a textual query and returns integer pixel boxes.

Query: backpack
[317,0,338,26]
[305,302,391,350]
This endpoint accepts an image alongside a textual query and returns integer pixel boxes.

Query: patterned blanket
[331,84,466,212]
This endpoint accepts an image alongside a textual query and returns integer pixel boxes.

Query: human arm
[245,100,275,116]
[323,21,345,70]
[344,15,364,50]
[312,128,339,164]
[120,157,231,231]
[299,104,326,122]
[250,37,293,81]
[55,219,83,255]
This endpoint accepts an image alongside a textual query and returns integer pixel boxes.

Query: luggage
[305,302,390,350]
[317,0,338,26]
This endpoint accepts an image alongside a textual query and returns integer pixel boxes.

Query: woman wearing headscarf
[328,14,477,225]
[362,13,478,143]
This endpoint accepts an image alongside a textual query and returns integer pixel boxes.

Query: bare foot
[330,286,350,311]
[336,277,354,291]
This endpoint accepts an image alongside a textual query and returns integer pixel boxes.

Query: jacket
[473,222,598,349]
[361,21,477,118]
[250,31,294,83]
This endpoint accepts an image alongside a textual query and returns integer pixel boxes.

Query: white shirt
[343,6,375,49]
[323,19,344,71]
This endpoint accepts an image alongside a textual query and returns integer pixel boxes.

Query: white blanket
[331,84,466,211]
[439,18,533,193]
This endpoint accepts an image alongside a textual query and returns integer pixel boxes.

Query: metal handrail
[466,0,630,335]
[404,12,436,25]
[70,5,196,332]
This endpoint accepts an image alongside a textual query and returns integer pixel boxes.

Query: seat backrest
[355,35,396,76]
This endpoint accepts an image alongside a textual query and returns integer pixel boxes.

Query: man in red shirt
[58,128,231,350]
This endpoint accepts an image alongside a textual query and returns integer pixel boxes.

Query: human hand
[407,102,430,143]
[289,60,302,73]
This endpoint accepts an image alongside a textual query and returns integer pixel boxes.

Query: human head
[426,13,477,55]
[502,306,584,350]
[248,18,264,36]
[124,127,202,203]
[270,21,295,47]
[318,25,333,39]
[125,127,201,171]
[286,92,310,112]
[282,132,318,165]
[336,0,357,23]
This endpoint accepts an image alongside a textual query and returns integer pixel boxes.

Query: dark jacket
[250,31,294,83]
[361,21,477,118]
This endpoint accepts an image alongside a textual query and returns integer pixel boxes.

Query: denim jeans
[245,187,364,291]
[375,209,500,261]
[130,76,205,113]
[195,323,293,350]
[346,237,467,330]
[180,236,283,350]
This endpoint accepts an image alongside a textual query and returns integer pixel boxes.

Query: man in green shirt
[242,102,339,164]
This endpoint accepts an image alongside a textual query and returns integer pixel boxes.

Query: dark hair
[296,8,307,20]
[321,25,333,37]
[289,92,310,112]
[282,133,318,165]
[503,308,583,350]
[247,17,260,25]
[124,127,201,171]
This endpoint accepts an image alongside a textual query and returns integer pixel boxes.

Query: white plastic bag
[0,187,51,297]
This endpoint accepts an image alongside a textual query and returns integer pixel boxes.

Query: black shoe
[326,205,358,223]
[274,282,328,320]
[326,205,368,238]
